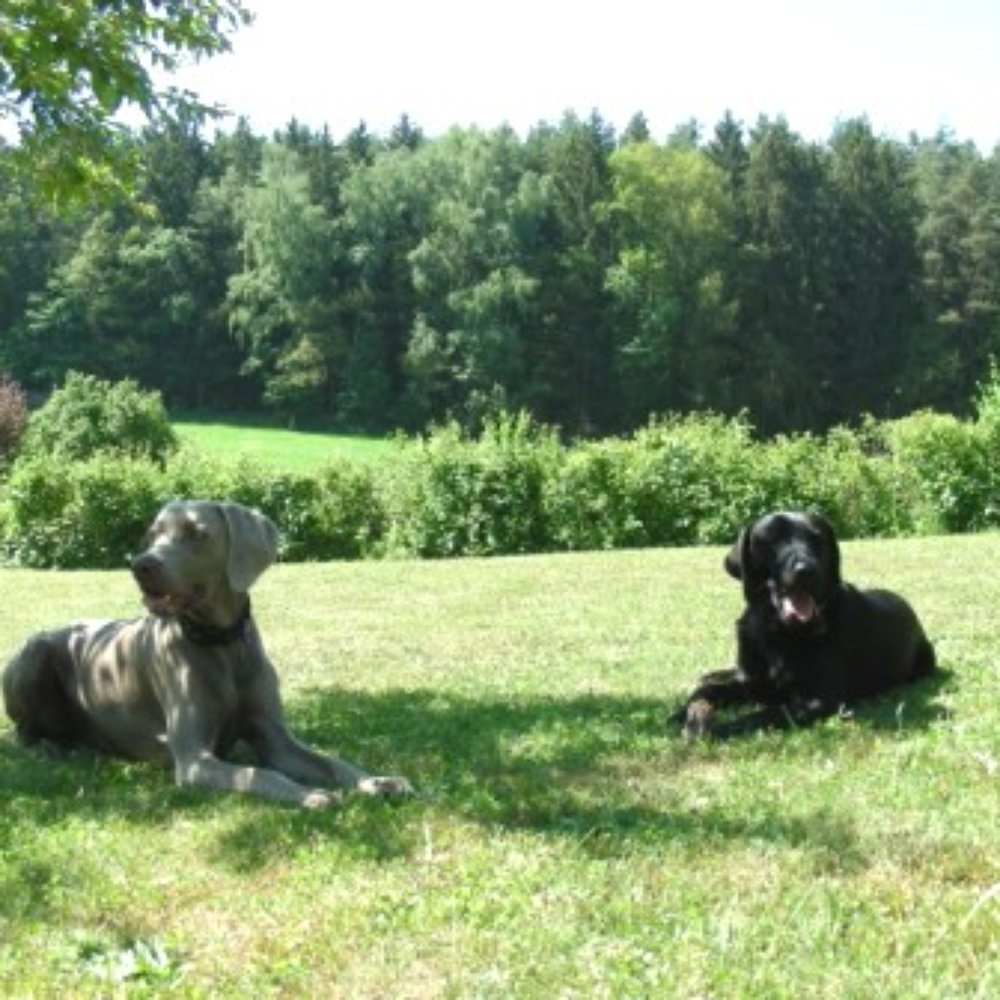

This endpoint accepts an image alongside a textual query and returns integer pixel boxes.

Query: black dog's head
[724,511,842,630]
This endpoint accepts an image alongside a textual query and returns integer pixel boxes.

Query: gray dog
[2,500,411,808]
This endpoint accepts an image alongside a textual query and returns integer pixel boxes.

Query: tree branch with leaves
[0,0,251,201]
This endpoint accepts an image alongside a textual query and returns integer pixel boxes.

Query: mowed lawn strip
[1,534,998,996]
[173,418,394,470]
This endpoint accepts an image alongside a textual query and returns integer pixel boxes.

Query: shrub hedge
[1,406,999,569]
[20,371,178,465]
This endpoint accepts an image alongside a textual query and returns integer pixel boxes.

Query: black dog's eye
[749,536,777,567]
[803,527,825,550]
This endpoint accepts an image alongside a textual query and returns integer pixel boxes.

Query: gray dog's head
[131,500,279,619]
[724,511,842,629]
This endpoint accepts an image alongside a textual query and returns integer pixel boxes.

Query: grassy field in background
[173,416,394,470]
[1,535,999,996]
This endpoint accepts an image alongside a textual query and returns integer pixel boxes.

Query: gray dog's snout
[131,551,160,584]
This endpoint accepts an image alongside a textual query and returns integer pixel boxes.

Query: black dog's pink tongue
[781,591,817,624]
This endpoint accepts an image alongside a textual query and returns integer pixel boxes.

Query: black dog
[679,511,936,737]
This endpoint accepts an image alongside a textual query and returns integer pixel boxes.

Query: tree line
[1,110,998,437]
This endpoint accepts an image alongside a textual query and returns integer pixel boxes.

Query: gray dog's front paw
[302,789,344,810]
[683,699,716,740]
[356,775,413,799]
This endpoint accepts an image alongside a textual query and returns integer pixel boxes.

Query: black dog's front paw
[682,699,716,740]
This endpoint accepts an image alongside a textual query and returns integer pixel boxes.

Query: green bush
[880,411,994,533]
[309,463,386,560]
[545,414,765,550]
[1,455,76,567]
[624,414,760,546]
[3,453,163,568]
[224,460,383,562]
[754,424,905,540]
[222,461,321,557]
[380,413,558,558]
[22,371,178,464]
[157,443,238,501]
[545,439,634,550]
[70,455,165,567]
[972,366,1000,526]
[3,393,999,569]
[0,448,384,568]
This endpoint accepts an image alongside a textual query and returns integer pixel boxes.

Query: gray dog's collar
[178,599,252,646]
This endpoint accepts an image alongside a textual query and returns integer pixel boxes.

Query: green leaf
[91,68,122,114]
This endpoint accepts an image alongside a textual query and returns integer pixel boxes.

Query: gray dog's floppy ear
[217,503,279,592]
[724,527,750,579]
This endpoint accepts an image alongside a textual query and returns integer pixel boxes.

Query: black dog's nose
[784,557,819,590]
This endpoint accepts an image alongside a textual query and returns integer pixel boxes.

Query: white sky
[170,0,999,149]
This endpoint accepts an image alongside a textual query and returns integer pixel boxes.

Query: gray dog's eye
[181,521,204,543]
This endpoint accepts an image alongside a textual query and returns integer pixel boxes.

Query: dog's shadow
[841,666,955,730]
[237,667,950,862]
[0,668,955,874]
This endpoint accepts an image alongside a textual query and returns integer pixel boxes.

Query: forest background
[2,108,998,440]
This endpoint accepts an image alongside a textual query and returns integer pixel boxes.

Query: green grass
[173,416,394,470]
[1,534,999,996]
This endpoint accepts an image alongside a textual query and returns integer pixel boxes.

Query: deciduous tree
[0,0,250,200]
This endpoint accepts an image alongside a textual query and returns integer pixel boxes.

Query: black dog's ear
[809,512,842,586]
[724,528,750,579]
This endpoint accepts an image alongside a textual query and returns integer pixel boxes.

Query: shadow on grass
[848,666,955,728]
[0,667,954,876]
[0,733,210,811]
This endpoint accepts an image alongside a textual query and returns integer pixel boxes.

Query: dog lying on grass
[678,511,937,738]
[3,500,411,808]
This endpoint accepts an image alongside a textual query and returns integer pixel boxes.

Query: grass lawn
[172,417,395,470]
[1,534,999,996]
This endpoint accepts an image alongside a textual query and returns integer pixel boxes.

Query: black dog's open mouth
[773,587,818,626]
